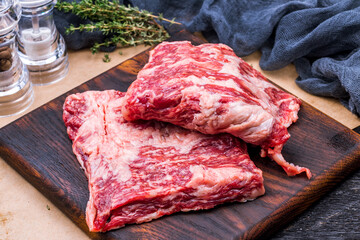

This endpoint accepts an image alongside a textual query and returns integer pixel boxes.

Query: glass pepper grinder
[17,0,68,85]
[0,0,33,117]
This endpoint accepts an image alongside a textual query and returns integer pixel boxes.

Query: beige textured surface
[0,47,359,240]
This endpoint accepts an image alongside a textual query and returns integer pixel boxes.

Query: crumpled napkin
[54,0,360,116]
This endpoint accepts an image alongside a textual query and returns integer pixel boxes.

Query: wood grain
[0,29,360,240]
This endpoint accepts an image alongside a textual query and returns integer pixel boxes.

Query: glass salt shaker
[17,0,68,85]
[0,0,33,117]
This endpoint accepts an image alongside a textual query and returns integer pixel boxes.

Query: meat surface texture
[63,90,265,232]
[122,41,311,178]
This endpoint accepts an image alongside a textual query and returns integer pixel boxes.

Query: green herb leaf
[103,53,111,62]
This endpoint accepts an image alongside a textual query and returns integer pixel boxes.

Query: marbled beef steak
[63,90,265,232]
[122,41,311,178]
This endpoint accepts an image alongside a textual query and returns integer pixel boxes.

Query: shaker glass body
[17,0,68,85]
[0,0,33,117]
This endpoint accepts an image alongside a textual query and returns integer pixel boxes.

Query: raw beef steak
[122,41,311,178]
[63,90,265,232]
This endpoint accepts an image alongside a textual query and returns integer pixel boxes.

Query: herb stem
[56,0,180,56]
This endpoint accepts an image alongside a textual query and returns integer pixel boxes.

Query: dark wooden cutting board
[1,29,360,240]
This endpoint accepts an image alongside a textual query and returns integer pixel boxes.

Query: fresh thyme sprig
[56,0,180,56]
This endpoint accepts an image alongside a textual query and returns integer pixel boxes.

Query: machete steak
[63,90,265,232]
[122,41,311,178]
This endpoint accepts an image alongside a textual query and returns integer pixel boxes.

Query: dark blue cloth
[54,0,360,116]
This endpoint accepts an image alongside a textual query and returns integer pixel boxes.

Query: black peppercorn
[0,46,12,72]
[0,39,13,72]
